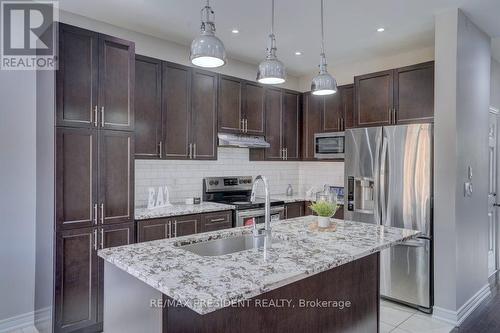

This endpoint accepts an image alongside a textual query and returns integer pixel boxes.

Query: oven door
[236,207,285,227]
[314,132,345,159]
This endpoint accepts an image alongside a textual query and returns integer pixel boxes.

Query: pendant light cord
[271,0,275,35]
[320,0,325,54]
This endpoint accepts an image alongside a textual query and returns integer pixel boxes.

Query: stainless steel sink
[177,234,282,256]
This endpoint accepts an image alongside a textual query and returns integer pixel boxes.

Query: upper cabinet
[161,63,217,160]
[134,55,162,158]
[57,23,135,131]
[394,62,435,124]
[282,90,301,160]
[302,93,323,160]
[218,75,265,135]
[353,61,434,128]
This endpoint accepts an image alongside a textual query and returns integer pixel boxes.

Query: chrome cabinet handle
[100,203,104,224]
[193,144,196,159]
[100,228,104,249]
[188,143,192,159]
[245,119,248,133]
[338,118,341,131]
[159,141,163,158]
[93,204,98,225]
[174,220,178,237]
[101,107,105,128]
[341,117,344,131]
[93,106,98,127]
[166,221,171,238]
[210,218,226,223]
[93,229,98,251]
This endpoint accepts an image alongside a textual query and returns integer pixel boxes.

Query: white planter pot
[318,216,331,228]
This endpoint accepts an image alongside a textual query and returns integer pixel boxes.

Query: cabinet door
[334,205,344,220]
[191,69,218,160]
[99,130,134,225]
[342,85,355,129]
[244,82,265,135]
[55,228,99,333]
[201,211,233,232]
[282,91,301,160]
[354,70,394,127]
[302,93,323,160]
[324,92,343,132]
[218,75,242,134]
[100,223,135,249]
[163,62,191,159]
[285,202,304,219]
[57,23,98,128]
[264,88,283,160]
[98,34,135,131]
[56,127,98,230]
[394,62,434,124]
[304,201,315,216]
[134,55,162,159]
[137,219,169,242]
[173,214,201,237]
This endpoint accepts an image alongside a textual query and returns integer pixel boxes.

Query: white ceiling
[60,0,500,76]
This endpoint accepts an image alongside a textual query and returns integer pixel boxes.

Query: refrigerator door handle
[380,139,388,224]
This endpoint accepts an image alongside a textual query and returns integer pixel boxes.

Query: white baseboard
[34,307,51,333]
[433,283,491,326]
[0,311,34,332]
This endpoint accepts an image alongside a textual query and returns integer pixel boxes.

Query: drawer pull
[209,217,226,223]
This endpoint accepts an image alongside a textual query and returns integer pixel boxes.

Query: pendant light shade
[311,0,337,95]
[190,0,226,68]
[257,0,286,84]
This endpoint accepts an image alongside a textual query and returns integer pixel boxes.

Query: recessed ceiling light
[295,51,302,56]
[377,27,385,32]
[231,29,239,34]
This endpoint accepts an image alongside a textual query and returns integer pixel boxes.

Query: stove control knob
[214,180,219,185]
[209,180,214,185]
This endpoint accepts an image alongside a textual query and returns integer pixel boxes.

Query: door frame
[490,106,499,277]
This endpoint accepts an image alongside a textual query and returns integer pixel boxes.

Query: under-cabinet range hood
[218,133,270,148]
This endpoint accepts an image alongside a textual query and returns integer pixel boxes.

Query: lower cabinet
[55,223,134,333]
[285,202,305,219]
[137,210,233,243]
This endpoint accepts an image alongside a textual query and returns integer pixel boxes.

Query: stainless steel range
[202,176,285,227]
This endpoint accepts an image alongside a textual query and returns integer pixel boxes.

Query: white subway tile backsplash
[135,147,344,207]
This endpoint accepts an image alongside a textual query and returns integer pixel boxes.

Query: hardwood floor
[452,278,500,332]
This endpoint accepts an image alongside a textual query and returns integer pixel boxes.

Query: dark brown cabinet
[137,218,170,243]
[191,69,218,160]
[394,62,434,124]
[55,228,100,333]
[285,202,304,219]
[57,24,98,128]
[134,55,162,158]
[172,214,202,237]
[201,211,233,232]
[251,88,301,161]
[162,63,217,160]
[342,85,355,129]
[57,23,134,131]
[56,127,98,230]
[303,201,344,219]
[98,130,134,225]
[323,92,343,132]
[98,34,135,131]
[354,61,434,128]
[218,76,265,135]
[302,93,323,160]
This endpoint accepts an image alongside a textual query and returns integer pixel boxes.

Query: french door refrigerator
[344,124,433,312]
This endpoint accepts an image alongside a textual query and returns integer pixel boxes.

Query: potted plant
[309,200,338,228]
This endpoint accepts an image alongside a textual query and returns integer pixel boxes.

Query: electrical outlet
[464,182,473,197]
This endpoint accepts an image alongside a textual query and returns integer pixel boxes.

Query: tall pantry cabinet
[54,23,135,333]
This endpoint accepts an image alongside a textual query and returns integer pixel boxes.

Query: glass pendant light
[311,0,337,95]
[257,0,286,84]
[190,0,226,68]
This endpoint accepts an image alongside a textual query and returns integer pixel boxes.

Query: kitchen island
[98,216,419,333]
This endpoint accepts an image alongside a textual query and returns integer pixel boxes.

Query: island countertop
[98,216,419,315]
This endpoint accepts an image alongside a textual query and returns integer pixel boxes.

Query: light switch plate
[464,182,473,197]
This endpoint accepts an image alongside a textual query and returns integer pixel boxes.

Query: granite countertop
[135,202,236,220]
[271,193,344,205]
[99,216,419,315]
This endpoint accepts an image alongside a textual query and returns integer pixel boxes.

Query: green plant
[309,200,338,217]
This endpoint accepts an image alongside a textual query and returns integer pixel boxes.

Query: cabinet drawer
[201,211,233,232]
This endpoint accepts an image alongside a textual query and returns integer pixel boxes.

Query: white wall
[492,58,500,110]
[298,46,435,90]
[0,71,37,322]
[135,147,343,206]
[59,10,302,92]
[434,8,491,322]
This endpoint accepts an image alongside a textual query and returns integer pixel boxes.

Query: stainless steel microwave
[314,132,345,159]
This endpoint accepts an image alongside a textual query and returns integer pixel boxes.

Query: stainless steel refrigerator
[344,124,433,312]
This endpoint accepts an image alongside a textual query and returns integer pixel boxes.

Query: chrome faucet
[250,175,272,239]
